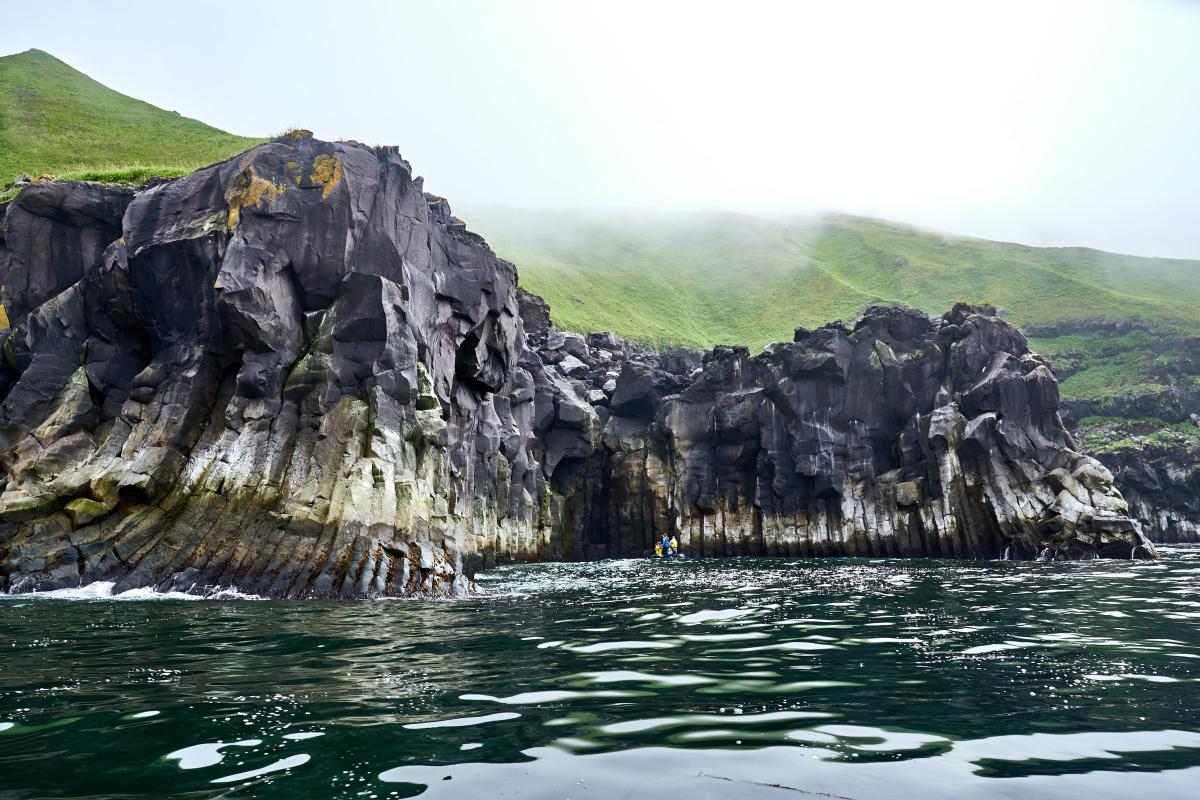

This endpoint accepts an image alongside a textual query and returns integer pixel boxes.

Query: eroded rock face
[1037,320,1200,543]
[0,136,535,596]
[543,304,1155,562]
[1095,443,1200,543]
[0,137,1156,596]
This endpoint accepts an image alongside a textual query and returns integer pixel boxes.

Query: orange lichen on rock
[310,153,343,199]
[225,167,286,228]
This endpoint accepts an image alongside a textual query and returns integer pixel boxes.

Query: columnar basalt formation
[537,302,1155,562]
[0,137,1156,597]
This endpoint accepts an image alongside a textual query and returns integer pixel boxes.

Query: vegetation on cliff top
[1076,416,1200,454]
[0,49,261,195]
[467,208,1200,349]
[2,48,1197,408]
[466,207,1200,401]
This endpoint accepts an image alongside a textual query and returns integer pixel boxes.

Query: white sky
[3,0,1199,258]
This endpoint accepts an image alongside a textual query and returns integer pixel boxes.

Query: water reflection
[0,548,1198,798]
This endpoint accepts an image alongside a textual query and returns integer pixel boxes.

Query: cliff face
[1092,441,1200,544]
[0,136,1156,596]
[531,302,1154,563]
[1031,320,1200,543]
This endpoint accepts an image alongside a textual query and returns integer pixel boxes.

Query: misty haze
[1,2,1198,799]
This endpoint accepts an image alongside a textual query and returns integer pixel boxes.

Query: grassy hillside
[1,48,1196,412]
[468,207,1200,349]
[0,49,261,192]
[465,207,1200,402]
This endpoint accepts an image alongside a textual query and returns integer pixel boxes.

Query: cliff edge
[0,136,1155,596]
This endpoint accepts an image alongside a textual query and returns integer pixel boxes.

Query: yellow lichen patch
[0,304,9,330]
[310,153,343,199]
[286,129,313,141]
[225,168,287,229]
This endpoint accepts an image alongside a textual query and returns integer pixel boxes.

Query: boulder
[557,354,589,378]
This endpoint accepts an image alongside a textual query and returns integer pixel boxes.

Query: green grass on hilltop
[466,207,1200,351]
[1026,331,1176,401]
[464,207,1200,400]
[0,49,261,190]
[2,47,1196,408]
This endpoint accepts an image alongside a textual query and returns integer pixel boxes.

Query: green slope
[464,207,1200,402]
[0,49,261,189]
[2,48,1196,412]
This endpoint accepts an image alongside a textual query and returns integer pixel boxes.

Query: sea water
[2,549,1199,798]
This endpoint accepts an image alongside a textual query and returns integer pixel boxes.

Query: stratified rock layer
[0,137,1156,596]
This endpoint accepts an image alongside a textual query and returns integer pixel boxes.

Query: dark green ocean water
[2,549,1199,799]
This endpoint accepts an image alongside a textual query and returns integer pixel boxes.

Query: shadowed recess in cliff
[0,137,1155,597]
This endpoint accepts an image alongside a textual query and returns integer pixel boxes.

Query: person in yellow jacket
[654,541,663,558]
[669,535,679,556]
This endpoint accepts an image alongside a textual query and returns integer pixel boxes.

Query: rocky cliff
[1037,320,1200,543]
[1101,444,1199,544]
[0,136,1156,597]
[1073,420,1200,544]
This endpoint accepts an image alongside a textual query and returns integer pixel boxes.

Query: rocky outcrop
[1062,387,1200,428]
[0,137,1156,597]
[540,303,1154,562]
[1100,443,1200,543]
[1031,319,1200,543]
[1077,423,1200,544]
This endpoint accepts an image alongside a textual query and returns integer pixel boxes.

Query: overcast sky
[3,0,1199,258]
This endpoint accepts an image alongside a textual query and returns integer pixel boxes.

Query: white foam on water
[564,639,679,654]
[599,710,832,736]
[460,689,641,705]
[1084,673,1182,683]
[676,608,756,624]
[403,712,521,730]
[211,753,310,784]
[2,581,264,601]
[568,669,716,688]
[166,739,262,770]
[961,642,1033,655]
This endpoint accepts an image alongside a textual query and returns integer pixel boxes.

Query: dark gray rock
[557,354,589,378]
[1089,436,1200,543]
[517,289,551,343]
[0,139,1156,597]
[1036,319,1200,541]
[546,330,588,357]
[608,361,691,418]
[587,331,627,355]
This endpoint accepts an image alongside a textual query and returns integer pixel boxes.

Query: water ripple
[2,546,1199,798]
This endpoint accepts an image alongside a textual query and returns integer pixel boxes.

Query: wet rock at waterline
[0,136,1156,597]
